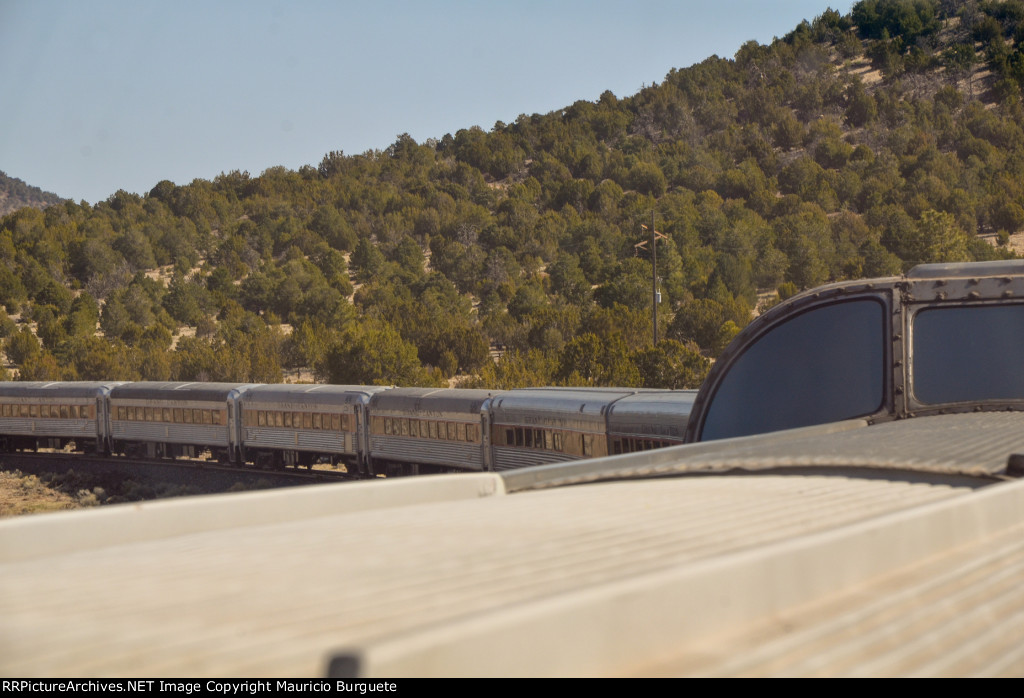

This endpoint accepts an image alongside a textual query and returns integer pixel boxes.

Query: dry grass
[0,469,84,518]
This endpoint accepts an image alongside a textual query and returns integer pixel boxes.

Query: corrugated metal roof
[0,470,983,677]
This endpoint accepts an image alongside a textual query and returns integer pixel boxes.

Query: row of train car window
[116,406,225,425]
[371,416,481,444]
[610,437,678,454]
[245,410,351,431]
[496,426,596,457]
[0,403,94,419]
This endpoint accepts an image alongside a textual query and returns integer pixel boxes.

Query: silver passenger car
[239,384,388,470]
[367,388,494,475]
[109,382,251,463]
[489,387,641,470]
[606,390,697,454]
[0,381,121,454]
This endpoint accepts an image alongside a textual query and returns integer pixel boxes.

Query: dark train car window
[700,299,886,441]
[913,304,1024,404]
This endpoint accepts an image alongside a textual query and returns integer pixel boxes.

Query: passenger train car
[489,387,642,469]
[0,381,123,455]
[239,383,387,471]
[108,382,252,462]
[0,379,698,475]
[366,388,494,475]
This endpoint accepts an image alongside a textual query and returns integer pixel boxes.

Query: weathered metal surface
[0,455,998,677]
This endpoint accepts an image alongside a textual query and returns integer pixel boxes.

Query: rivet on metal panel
[893,359,902,367]
[933,279,946,287]
[1003,290,1015,298]
[894,386,903,395]
[934,291,946,300]
[893,333,901,341]
[968,278,979,285]
[967,291,980,299]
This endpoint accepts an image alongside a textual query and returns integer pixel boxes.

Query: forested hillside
[0,172,65,217]
[2,0,1023,388]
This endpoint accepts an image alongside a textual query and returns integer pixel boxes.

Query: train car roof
[369,388,496,414]
[0,381,125,399]
[605,390,698,439]
[241,384,389,406]
[490,387,641,419]
[109,381,254,402]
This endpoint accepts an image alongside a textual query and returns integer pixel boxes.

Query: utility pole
[651,209,658,345]
[636,212,666,346]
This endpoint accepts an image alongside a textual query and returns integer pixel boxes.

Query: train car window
[1,404,7,417]
[455,422,464,442]
[42,405,51,418]
[311,413,320,430]
[163,408,172,422]
[57,405,66,418]
[700,299,886,441]
[173,408,182,423]
[256,411,265,427]
[554,432,563,452]
[384,418,392,435]
[30,405,39,418]
[213,410,223,426]
[913,304,1024,404]
[333,414,341,431]
[583,434,594,457]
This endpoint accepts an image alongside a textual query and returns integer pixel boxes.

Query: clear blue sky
[1,0,849,204]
